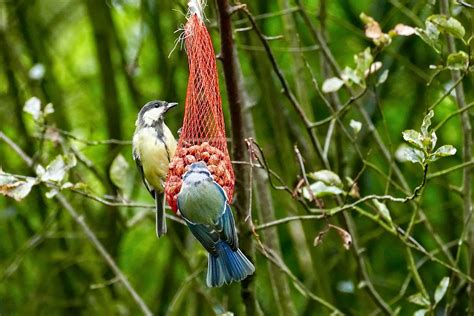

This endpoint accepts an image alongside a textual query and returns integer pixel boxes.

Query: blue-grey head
[182,161,213,183]
[136,100,178,127]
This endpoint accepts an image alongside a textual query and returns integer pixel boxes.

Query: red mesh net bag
[165,13,234,212]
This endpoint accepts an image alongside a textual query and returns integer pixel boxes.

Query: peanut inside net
[165,14,234,212]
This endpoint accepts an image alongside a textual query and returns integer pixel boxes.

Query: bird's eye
[154,103,159,108]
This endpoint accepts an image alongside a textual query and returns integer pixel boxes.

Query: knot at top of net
[188,0,205,21]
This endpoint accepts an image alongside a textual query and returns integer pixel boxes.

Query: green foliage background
[0,0,472,315]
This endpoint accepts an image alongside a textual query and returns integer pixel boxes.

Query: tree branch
[216,1,261,314]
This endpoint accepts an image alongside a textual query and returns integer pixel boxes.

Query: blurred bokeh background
[0,0,472,315]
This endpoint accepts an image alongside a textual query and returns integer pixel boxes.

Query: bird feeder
[165,9,234,212]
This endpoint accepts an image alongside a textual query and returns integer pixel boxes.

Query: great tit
[177,161,255,287]
[132,100,178,238]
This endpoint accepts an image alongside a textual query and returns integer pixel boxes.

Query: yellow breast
[134,126,177,192]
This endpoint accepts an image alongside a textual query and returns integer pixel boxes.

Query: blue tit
[177,161,255,287]
[132,100,178,237]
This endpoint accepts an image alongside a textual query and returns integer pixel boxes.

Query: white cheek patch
[143,107,164,125]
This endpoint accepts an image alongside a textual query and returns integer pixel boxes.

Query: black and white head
[136,100,178,127]
[182,161,213,183]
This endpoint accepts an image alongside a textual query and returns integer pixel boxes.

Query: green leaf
[415,22,442,52]
[408,292,430,306]
[350,120,362,134]
[0,174,36,201]
[23,97,41,121]
[41,154,77,183]
[421,110,434,137]
[43,103,55,116]
[45,188,59,199]
[429,131,437,153]
[373,200,392,224]
[341,66,360,86]
[428,15,465,40]
[354,48,373,79]
[414,309,428,316]
[402,129,423,149]
[401,147,425,164]
[447,51,469,71]
[109,153,130,191]
[365,61,383,77]
[433,145,456,157]
[392,24,416,36]
[322,77,344,93]
[434,277,449,304]
[377,69,389,85]
[308,170,343,188]
[302,182,345,199]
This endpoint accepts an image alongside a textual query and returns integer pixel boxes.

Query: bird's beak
[165,102,178,112]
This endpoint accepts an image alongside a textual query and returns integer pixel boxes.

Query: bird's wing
[133,149,154,198]
[178,195,220,255]
[216,203,238,251]
[213,180,229,202]
[212,181,238,251]
[186,222,220,256]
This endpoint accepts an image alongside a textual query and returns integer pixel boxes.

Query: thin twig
[257,244,344,315]
[0,131,33,166]
[0,132,152,315]
[56,194,153,316]
[241,5,328,168]
[50,127,132,146]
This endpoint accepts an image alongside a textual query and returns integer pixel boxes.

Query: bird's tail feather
[207,242,255,287]
[155,192,166,238]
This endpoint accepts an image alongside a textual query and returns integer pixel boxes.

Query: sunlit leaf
[428,15,465,40]
[421,110,434,137]
[408,292,430,306]
[350,120,362,134]
[393,24,416,36]
[447,51,469,71]
[377,69,389,85]
[429,131,437,152]
[401,147,425,164]
[35,164,45,178]
[44,103,55,116]
[61,182,74,189]
[23,97,41,121]
[308,170,343,188]
[28,63,46,80]
[41,154,77,182]
[434,277,449,304]
[0,174,36,201]
[373,200,392,224]
[433,145,456,157]
[302,182,344,199]
[402,129,423,149]
[322,77,344,93]
[336,280,355,293]
[414,309,428,316]
[341,66,360,86]
[364,61,382,77]
[45,188,59,199]
[360,13,383,39]
[109,153,130,191]
[355,48,373,78]
[416,20,442,52]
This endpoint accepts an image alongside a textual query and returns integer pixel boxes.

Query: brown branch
[0,131,152,316]
[257,244,344,315]
[216,1,261,315]
[439,0,474,311]
[241,5,328,168]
